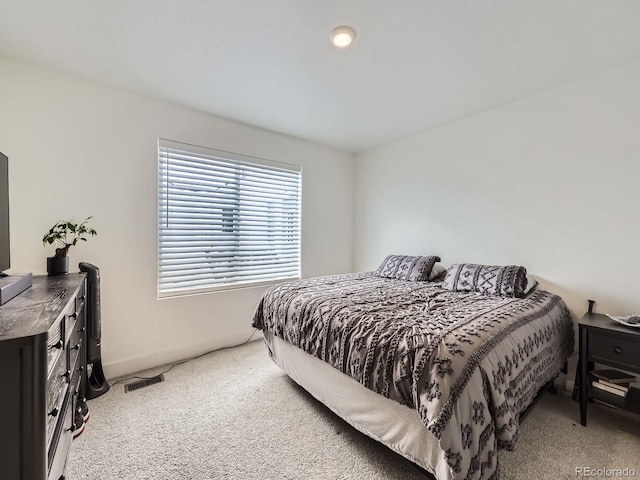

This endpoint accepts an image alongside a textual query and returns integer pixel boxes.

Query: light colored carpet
[68,340,640,479]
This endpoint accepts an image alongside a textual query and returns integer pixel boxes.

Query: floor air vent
[124,374,165,393]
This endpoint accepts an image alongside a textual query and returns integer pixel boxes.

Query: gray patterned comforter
[252,273,574,480]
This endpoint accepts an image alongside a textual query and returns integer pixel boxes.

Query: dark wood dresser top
[0,273,85,341]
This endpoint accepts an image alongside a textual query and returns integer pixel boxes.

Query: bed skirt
[263,331,451,479]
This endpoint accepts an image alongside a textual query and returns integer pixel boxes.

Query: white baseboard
[103,331,264,380]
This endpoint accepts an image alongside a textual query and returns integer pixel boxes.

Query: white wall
[355,60,640,320]
[0,56,355,377]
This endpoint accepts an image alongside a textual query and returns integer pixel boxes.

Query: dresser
[0,274,87,480]
[579,312,640,426]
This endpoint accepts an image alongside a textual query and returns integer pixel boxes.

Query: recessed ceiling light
[331,26,356,48]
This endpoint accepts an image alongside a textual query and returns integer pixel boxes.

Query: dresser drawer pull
[78,326,85,333]
[70,312,78,319]
[49,407,59,417]
[52,340,63,350]
[614,346,623,354]
[62,370,71,380]
[77,365,84,373]
[80,294,86,301]
[72,343,81,351]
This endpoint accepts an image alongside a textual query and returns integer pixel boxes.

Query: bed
[251,267,574,480]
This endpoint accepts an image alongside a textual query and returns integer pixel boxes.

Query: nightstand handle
[614,346,622,354]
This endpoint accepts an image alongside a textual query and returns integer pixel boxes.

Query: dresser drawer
[48,391,74,480]
[74,283,86,322]
[69,327,83,375]
[70,352,83,399]
[64,292,82,343]
[589,330,640,371]
[47,319,65,376]
[46,348,69,446]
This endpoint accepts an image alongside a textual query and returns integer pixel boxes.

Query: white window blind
[158,139,301,297]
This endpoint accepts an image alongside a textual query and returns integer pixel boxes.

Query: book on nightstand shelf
[591,369,636,384]
[592,380,628,397]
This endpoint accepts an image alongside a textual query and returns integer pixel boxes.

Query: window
[158,139,301,297]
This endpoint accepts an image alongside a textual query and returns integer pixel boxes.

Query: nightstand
[579,312,640,426]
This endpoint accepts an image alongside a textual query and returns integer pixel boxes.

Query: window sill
[157,276,300,300]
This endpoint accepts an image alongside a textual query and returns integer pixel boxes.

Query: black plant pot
[47,256,70,276]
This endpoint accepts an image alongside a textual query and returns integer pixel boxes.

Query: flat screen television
[0,152,31,305]
[0,151,9,272]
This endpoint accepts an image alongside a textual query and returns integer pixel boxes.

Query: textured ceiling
[1,1,640,152]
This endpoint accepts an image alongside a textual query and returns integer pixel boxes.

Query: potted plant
[42,217,97,275]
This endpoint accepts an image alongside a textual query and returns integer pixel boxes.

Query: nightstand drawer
[589,331,640,371]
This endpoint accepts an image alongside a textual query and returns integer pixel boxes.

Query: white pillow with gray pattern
[375,255,441,282]
[442,263,528,298]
